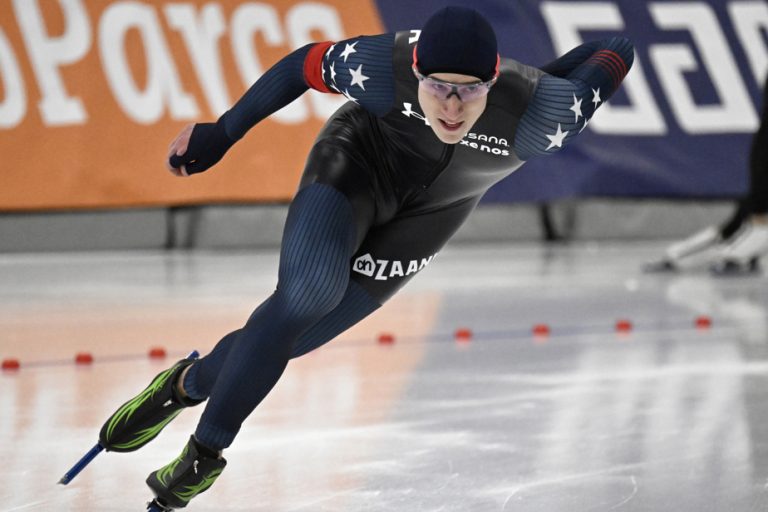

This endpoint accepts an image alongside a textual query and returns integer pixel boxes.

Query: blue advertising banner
[375,0,767,202]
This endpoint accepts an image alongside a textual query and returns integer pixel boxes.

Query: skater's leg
[721,71,768,235]
[183,280,380,398]
[194,183,363,449]
[290,280,380,357]
[747,72,768,217]
[709,73,768,273]
[180,329,241,400]
[719,201,750,240]
[646,74,768,272]
[717,72,767,238]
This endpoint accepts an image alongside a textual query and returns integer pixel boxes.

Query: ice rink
[2,242,768,511]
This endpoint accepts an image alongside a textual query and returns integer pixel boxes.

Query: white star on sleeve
[545,123,569,150]
[579,116,590,134]
[325,44,336,60]
[339,42,358,62]
[343,89,358,103]
[329,61,337,83]
[569,94,583,123]
[349,64,370,91]
[591,87,602,107]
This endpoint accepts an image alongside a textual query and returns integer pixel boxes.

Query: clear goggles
[413,67,497,101]
[411,47,499,102]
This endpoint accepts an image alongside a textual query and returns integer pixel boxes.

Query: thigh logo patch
[352,253,436,281]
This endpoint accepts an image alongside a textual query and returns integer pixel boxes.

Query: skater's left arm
[512,37,634,160]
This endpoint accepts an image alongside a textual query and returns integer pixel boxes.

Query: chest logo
[400,103,511,157]
[401,102,430,126]
[461,132,511,156]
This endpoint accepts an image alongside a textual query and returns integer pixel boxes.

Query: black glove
[168,117,235,175]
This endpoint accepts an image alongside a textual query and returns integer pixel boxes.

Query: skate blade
[642,259,678,273]
[710,258,761,276]
[147,499,173,512]
[58,442,105,485]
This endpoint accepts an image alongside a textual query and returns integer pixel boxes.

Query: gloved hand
[166,117,235,176]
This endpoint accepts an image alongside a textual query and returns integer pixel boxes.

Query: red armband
[303,41,335,93]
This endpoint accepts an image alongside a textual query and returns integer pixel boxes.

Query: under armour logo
[401,102,430,126]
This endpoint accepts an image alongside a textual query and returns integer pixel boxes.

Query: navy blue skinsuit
[179,30,635,449]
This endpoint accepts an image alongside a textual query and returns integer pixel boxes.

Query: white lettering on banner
[99,2,198,124]
[13,0,90,126]
[0,29,26,128]
[231,3,307,125]
[4,1,763,133]
[164,4,230,117]
[285,3,347,119]
[541,1,766,135]
[729,1,768,86]
[541,1,667,135]
[649,3,757,133]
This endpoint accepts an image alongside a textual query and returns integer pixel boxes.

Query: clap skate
[58,350,201,485]
[146,435,227,511]
[100,353,204,452]
[710,222,768,276]
[643,226,721,272]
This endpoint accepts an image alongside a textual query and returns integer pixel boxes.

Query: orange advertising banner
[0,0,384,211]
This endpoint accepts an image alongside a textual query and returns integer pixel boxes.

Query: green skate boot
[146,435,227,510]
[99,355,203,452]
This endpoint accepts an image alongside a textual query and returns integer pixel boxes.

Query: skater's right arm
[167,34,395,176]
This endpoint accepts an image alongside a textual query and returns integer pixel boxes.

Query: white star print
[545,123,568,150]
[579,116,590,134]
[592,87,602,107]
[325,44,336,60]
[343,89,358,103]
[339,42,358,62]
[329,61,337,83]
[349,64,370,91]
[569,94,583,123]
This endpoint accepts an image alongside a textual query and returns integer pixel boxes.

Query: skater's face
[416,72,490,144]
